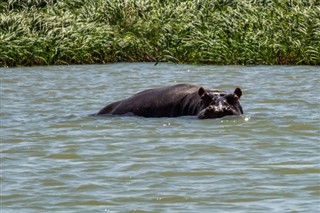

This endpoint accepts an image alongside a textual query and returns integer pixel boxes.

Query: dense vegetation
[0,0,319,66]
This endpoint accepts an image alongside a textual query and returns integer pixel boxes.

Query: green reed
[0,0,319,66]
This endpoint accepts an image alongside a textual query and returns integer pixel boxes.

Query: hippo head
[197,87,243,119]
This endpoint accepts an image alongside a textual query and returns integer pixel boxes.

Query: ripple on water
[1,64,319,212]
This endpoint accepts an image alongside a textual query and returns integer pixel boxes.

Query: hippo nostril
[224,106,233,112]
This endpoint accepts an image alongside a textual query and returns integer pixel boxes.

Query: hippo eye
[226,95,237,105]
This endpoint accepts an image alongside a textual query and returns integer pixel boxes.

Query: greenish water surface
[1,63,319,212]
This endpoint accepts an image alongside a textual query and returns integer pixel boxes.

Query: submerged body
[97,84,243,119]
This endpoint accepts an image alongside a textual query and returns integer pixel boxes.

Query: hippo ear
[198,87,206,97]
[199,87,212,103]
[234,88,242,99]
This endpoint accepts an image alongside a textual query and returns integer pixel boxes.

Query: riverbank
[1,0,319,67]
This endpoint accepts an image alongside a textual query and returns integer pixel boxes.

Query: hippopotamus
[97,84,243,119]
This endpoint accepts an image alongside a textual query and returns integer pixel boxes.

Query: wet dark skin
[97,84,243,119]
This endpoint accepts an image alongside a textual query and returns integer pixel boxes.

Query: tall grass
[0,0,319,66]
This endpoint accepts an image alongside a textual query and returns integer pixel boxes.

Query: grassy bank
[0,0,319,66]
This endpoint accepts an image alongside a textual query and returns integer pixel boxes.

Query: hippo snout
[198,105,229,119]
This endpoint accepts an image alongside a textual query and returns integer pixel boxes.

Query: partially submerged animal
[97,84,243,119]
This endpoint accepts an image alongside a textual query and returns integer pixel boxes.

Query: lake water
[1,63,319,213]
